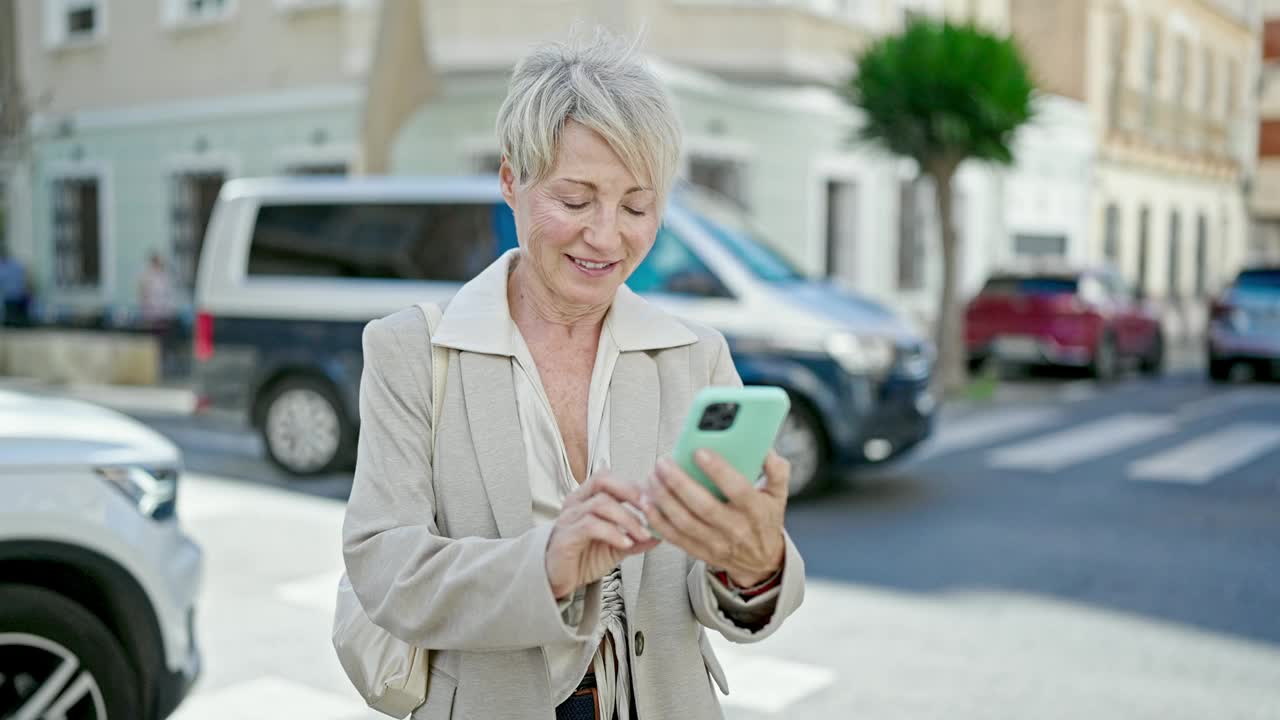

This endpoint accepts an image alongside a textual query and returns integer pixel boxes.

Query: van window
[627,225,729,298]
[247,202,508,281]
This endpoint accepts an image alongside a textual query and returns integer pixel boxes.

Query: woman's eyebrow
[559,177,650,195]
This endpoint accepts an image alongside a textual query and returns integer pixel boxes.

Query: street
[120,365,1280,719]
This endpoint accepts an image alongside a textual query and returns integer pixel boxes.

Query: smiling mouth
[568,255,619,271]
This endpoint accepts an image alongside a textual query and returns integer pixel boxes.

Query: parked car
[0,389,202,719]
[193,176,934,498]
[965,267,1164,379]
[1208,265,1280,381]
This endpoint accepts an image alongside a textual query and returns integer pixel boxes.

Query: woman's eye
[562,201,588,210]
[623,206,647,217]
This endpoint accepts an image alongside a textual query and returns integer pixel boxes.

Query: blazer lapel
[610,352,661,613]
[460,351,534,538]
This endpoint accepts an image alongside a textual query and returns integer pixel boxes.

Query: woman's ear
[499,157,518,210]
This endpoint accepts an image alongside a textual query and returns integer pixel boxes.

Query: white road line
[1128,423,1280,485]
[710,645,837,714]
[169,676,372,720]
[987,413,1178,472]
[916,407,1063,460]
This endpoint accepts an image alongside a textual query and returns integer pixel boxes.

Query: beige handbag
[333,302,448,718]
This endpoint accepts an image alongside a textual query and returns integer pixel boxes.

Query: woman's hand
[545,471,660,600]
[641,450,789,587]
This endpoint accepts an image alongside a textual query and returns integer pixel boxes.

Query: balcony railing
[1110,87,1240,165]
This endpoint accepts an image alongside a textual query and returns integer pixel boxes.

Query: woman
[342,31,805,720]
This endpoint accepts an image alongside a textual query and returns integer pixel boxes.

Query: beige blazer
[342,260,806,720]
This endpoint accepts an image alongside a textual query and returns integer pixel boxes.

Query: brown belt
[555,672,600,720]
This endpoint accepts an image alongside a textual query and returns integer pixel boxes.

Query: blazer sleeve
[342,316,601,652]
[686,332,806,643]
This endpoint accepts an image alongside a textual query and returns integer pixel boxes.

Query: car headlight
[1228,309,1250,332]
[96,466,178,520]
[825,332,896,378]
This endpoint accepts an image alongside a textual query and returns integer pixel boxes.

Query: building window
[688,156,749,210]
[1107,8,1129,130]
[1224,57,1237,119]
[1177,37,1187,110]
[1013,234,1067,257]
[1167,210,1181,299]
[1195,213,1208,297]
[52,177,103,289]
[285,162,348,176]
[163,0,235,27]
[1142,22,1161,129]
[1137,206,1150,296]
[824,179,858,283]
[474,153,502,174]
[171,171,225,289]
[897,179,926,291]
[1103,203,1121,264]
[1201,48,1215,115]
[43,0,107,48]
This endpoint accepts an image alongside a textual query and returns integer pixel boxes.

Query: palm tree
[845,18,1034,397]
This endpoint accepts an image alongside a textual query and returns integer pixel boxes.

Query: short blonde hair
[495,29,683,202]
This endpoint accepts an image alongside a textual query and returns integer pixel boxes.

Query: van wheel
[0,584,141,720]
[774,398,828,500]
[1208,355,1233,383]
[262,376,350,476]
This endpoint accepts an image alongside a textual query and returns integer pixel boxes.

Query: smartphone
[672,386,791,502]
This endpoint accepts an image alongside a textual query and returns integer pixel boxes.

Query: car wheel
[1139,332,1164,376]
[262,375,350,476]
[774,397,828,500]
[1208,355,1233,383]
[1091,333,1118,381]
[0,584,141,720]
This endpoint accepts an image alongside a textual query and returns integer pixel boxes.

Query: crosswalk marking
[1128,423,1280,485]
[987,413,1178,472]
[917,407,1062,460]
[169,676,372,720]
[709,644,837,714]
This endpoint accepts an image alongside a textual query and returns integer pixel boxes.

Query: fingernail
[623,537,634,548]
[695,449,711,464]
[640,493,651,509]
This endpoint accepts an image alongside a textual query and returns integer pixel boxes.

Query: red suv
[965,268,1164,379]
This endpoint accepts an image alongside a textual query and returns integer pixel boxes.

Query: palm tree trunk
[930,163,966,399]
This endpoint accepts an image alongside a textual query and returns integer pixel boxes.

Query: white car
[0,389,202,719]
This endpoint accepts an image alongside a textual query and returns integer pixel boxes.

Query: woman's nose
[584,206,624,252]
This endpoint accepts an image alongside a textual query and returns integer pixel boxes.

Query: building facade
[1010,0,1261,339]
[3,0,1252,336]
[1253,0,1280,258]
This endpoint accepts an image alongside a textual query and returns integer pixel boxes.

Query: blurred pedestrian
[138,252,175,330]
[341,30,805,720]
[0,248,31,327]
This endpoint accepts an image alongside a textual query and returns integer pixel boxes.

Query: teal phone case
[672,386,791,502]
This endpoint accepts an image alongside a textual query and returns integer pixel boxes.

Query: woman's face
[501,120,661,313]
